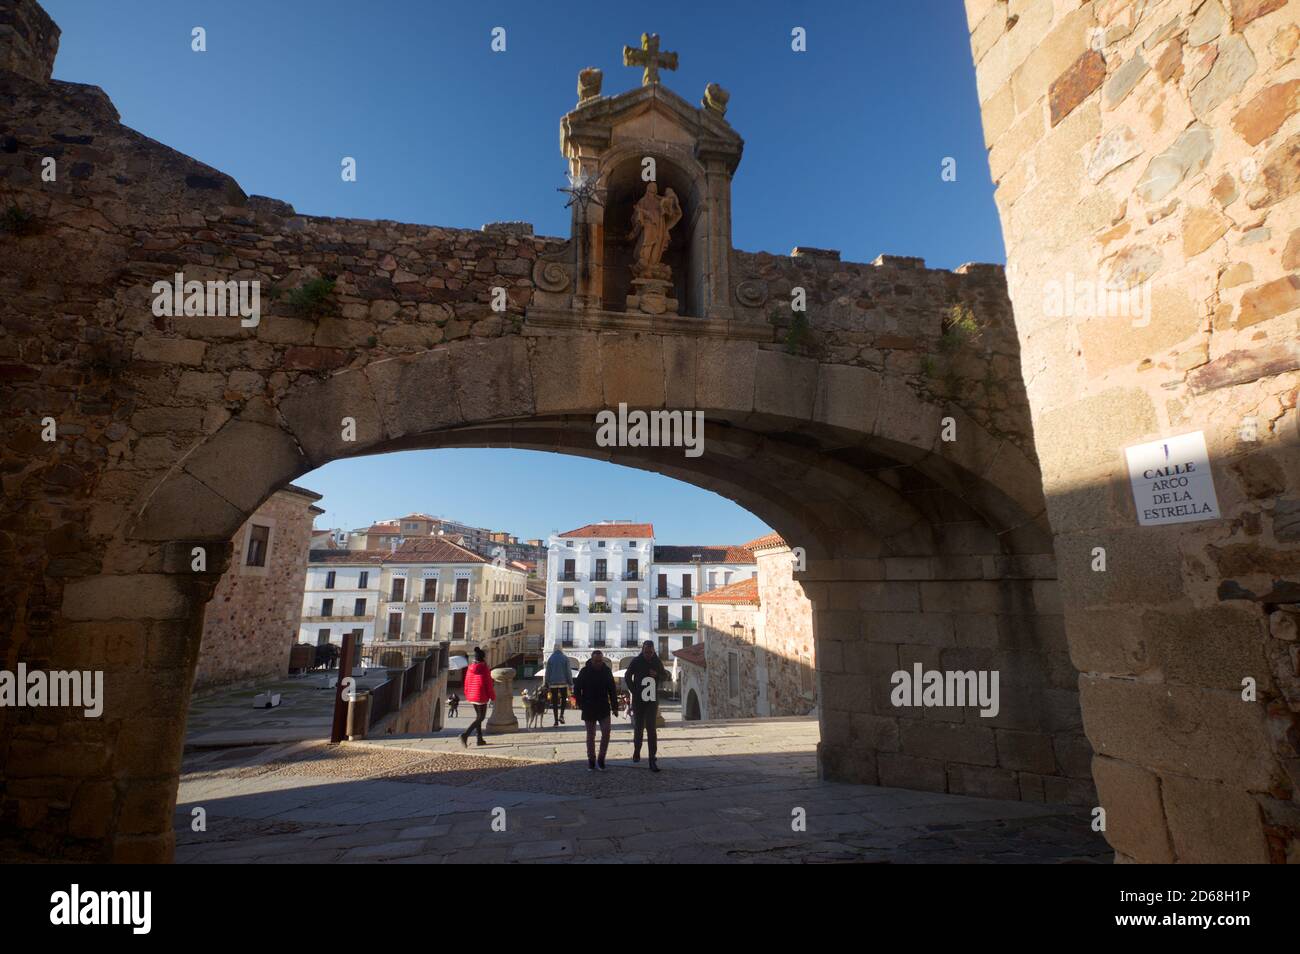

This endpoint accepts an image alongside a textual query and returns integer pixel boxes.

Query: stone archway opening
[685,689,702,721]
[127,368,1090,861]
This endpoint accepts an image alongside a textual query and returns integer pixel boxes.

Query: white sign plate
[1124,430,1220,527]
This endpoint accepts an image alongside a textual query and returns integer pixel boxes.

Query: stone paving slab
[175,716,1109,864]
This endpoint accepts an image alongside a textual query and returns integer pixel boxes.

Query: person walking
[624,640,667,772]
[573,650,619,771]
[447,690,459,719]
[460,647,494,747]
[543,644,573,726]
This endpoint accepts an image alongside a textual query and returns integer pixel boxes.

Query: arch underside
[145,393,1083,803]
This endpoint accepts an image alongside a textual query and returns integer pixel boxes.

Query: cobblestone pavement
[175,717,1110,864]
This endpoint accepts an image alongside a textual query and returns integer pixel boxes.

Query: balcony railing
[589,602,612,614]
[559,572,579,582]
[622,570,643,580]
[621,602,641,613]
[557,604,579,614]
[655,621,697,633]
[590,572,610,582]
[302,607,370,622]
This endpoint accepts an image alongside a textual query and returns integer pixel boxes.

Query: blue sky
[44,0,1000,543]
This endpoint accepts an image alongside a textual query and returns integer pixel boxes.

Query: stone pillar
[486,667,519,733]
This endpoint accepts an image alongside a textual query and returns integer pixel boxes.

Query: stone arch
[95,326,1082,863]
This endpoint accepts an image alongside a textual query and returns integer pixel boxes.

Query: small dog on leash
[523,690,546,730]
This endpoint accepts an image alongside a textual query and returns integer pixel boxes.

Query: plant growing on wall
[784,311,811,355]
[921,303,988,397]
[272,276,337,317]
[0,202,39,236]
[940,303,984,353]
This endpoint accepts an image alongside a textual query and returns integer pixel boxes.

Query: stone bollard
[486,667,518,734]
[346,690,371,740]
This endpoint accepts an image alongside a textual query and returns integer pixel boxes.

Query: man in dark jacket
[573,651,619,771]
[624,640,666,772]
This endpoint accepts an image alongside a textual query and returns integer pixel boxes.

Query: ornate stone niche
[531,47,744,328]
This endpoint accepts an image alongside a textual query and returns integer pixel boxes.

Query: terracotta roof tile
[309,549,389,565]
[653,544,756,564]
[696,576,760,606]
[672,642,707,667]
[308,536,514,567]
[390,537,489,564]
[558,522,654,538]
[742,532,786,551]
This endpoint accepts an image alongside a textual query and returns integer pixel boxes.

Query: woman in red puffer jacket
[460,647,496,747]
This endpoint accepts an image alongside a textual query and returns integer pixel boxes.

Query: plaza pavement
[175,711,1110,864]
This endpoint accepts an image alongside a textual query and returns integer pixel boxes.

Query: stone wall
[728,251,1037,458]
[192,487,319,693]
[754,545,818,717]
[701,603,763,720]
[966,0,1299,862]
[372,668,446,737]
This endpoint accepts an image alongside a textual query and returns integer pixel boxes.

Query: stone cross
[623,33,678,87]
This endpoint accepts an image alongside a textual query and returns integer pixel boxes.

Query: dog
[523,689,546,730]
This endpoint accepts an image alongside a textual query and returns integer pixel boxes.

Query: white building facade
[298,538,527,670]
[298,557,383,646]
[545,522,654,668]
[543,525,762,669]
[650,545,758,661]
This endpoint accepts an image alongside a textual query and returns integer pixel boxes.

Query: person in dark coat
[573,651,619,771]
[624,640,667,772]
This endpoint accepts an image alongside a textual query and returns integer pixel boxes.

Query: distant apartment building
[299,537,528,671]
[543,523,762,668]
[546,522,655,667]
[651,545,757,661]
[194,484,324,692]
[339,512,546,568]
[524,581,546,639]
[677,533,817,721]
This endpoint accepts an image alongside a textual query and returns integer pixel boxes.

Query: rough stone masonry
[0,0,1292,864]
[966,0,1300,862]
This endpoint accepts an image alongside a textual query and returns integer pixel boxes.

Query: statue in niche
[628,181,682,281]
